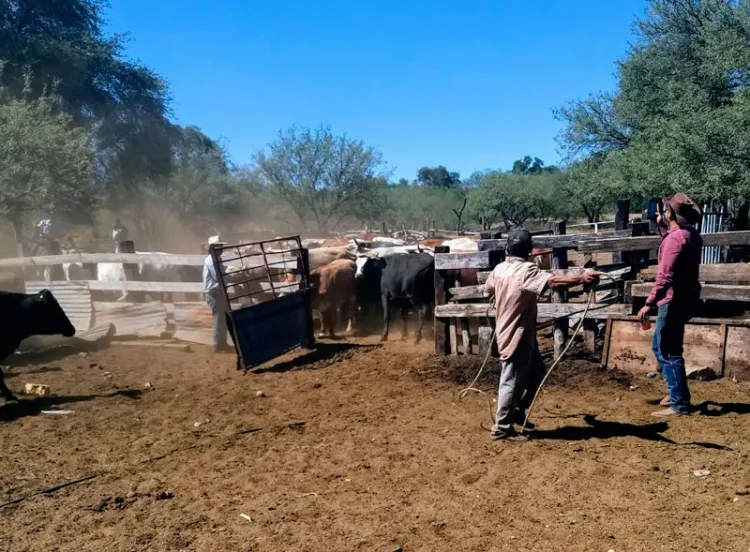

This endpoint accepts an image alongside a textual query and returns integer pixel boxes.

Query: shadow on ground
[530,414,732,450]
[4,365,64,379]
[695,401,750,417]
[251,342,381,374]
[0,389,143,423]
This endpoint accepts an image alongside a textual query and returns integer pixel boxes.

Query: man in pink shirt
[484,228,599,440]
[638,193,702,417]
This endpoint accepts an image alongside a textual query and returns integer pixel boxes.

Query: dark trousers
[652,302,693,413]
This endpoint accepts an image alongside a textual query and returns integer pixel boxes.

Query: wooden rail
[631,283,750,303]
[477,229,631,251]
[435,303,630,319]
[639,263,750,283]
[0,252,297,269]
[578,230,750,253]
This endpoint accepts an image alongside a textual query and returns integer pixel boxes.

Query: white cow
[441,238,478,252]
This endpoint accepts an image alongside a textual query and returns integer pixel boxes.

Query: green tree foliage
[511,156,560,175]
[0,82,93,244]
[557,0,750,215]
[162,126,245,223]
[467,170,568,230]
[0,0,173,194]
[386,184,465,231]
[416,165,461,188]
[254,125,389,233]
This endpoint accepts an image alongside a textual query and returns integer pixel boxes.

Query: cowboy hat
[663,193,702,226]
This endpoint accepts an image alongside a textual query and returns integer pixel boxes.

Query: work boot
[651,407,689,417]
[491,427,528,442]
[515,413,535,431]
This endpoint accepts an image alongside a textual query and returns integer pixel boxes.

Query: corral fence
[0,236,308,352]
[434,199,750,382]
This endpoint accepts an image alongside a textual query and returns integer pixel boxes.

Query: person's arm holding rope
[546,271,600,291]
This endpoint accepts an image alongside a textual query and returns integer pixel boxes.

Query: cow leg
[380,295,390,341]
[400,307,409,341]
[414,303,429,344]
[0,368,17,401]
[344,297,356,335]
[318,309,329,338]
[325,309,337,339]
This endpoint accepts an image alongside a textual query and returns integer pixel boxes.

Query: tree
[254,126,388,233]
[0,0,173,194]
[0,82,94,251]
[556,0,750,220]
[511,156,560,175]
[416,165,461,188]
[466,172,535,231]
[527,172,567,223]
[562,155,623,223]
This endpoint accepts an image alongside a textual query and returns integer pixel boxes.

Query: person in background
[203,235,233,353]
[484,228,599,440]
[35,218,54,242]
[637,193,702,417]
[112,219,130,246]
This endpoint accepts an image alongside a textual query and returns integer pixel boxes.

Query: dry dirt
[1,332,750,552]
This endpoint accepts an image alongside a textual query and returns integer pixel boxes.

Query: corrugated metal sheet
[25,280,92,332]
[19,323,115,353]
[172,302,213,345]
[93,302,168,338]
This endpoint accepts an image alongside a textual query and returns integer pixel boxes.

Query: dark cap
[506,227,533,257]
[664,193,701,226]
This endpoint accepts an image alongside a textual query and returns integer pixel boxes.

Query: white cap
[208,235,223,245]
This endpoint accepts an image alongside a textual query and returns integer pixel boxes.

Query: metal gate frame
[210,235,314,370]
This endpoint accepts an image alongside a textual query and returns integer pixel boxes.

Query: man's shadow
[531,414,732,451]
[693,401,750,417]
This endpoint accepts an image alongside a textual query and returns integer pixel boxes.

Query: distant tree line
[2,0,749,250]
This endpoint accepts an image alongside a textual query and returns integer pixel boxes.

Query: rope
[457,272,617,432]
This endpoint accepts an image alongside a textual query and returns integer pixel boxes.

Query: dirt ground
[2,332,750,552]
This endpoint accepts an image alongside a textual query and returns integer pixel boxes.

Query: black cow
[377,253,435,343]
[0,290,76,401]
[354,255,386,330]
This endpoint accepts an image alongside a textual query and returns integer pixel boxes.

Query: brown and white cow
[309,259,357,338]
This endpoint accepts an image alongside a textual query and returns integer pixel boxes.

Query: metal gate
[700,205,726,264]
[211,235,314,370]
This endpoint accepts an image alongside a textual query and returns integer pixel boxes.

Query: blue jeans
[652,302,692,413]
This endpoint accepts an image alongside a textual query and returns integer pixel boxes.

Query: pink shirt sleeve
[646,233,679,306]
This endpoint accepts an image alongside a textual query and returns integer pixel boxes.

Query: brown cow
[309,259,357,338]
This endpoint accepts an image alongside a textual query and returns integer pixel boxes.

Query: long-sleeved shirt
[203,254,219,295]
[645,225,702,308]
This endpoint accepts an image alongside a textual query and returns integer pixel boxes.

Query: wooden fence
[433,212,750,380]
[0,249,299,347]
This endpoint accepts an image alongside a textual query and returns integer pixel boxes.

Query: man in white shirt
[484,228,599,440]
[203,235,232,353]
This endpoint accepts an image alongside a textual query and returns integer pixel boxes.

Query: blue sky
[106,0,647,180]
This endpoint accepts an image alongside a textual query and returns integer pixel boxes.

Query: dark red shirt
[645,225,702,307]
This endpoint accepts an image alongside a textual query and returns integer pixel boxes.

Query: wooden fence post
[613,199,630,264]
[434,245,450,355]
[552,221,568,359]
[299,247,315,349]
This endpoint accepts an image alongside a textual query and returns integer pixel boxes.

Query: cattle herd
[299,235,553,343]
